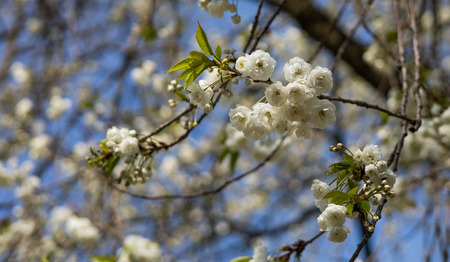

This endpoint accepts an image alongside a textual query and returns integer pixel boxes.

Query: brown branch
[244,0,264,53]
[307,0,350,63]
[349,197,388,262]
[249,0,288,53]
[331,0,374,72]
[317,94,417,124]
[109,135,286,200]
[408,0,422,132]
[276,0,391,94]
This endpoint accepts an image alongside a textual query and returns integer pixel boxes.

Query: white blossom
[308,99,336,129]
[229,105,252,131]
[283,57,311,82]
[265,81,287,107]
[117,235,162,262]
[236,50,277,81]
[46,95,72,119]
[362,144,382,165]
[308,66,333,94]
[65,216,100,243]
[311,179,331,199]
[353,149,363,164]
[321,204,347,227]
[365,164,378,178]
[327,225,350,243]
[250,245,271,262]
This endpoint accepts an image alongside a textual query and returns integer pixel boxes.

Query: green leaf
[229,151,239,173]
[215,45,222,60]
[166,58,192,73]
[357,200,371,213]
[174,91,189,102]
[105,156,120,173]
[196,22,213,55]
[219,147,230,163]
[330,194,351,205]
[347,179,357,190]
[346,202,354,217]
[323,190,350,199]
[97,139,110,153]
[189,51,211,63]
[230,257,252,262]
[178,67,195,81]
[348,186,359,195]
[41,257,50,262]
[337,169,350,185]
[140,23,157,42]
[90,256,116,262]
[343,154,354,163]
[327,162,351,177]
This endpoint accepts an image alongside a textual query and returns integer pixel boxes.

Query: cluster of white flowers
[47,206,100,245]
[117,234,162,262]
[354,144,396,187]
[46,95,72,119]
[378,106,450,163]
[10,62,32,87]
[188,80,214,113]
[317,204,351,242]
[130,60,156,86]
[65,216,101,244]
[225,124,250,151]
[28,134,52,159]
[311,179,331,212]
[235,50,277,81]
[198,0,240,24]
[15,97,33,119]
[230,53,335,140]
[106,126,140,163]
[249,245,272,262]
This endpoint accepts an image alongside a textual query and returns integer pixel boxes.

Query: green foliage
[140,23,157,42]
[230,256,252,262]
[87,143,120,174]
[165,23,227,89]
[196,22,214,55]
[91,256,116,262]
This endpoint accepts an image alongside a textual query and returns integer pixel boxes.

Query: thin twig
[249,0,288,53]
[317,94,417,124]
[331,0,374,72]
[349,197,388,261]
[243,0,264,53]
[109,135,286,200]
[308,0,350,63]
[408,0,422,132]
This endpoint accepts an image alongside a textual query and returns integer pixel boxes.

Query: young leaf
[343,154,354,163]
[196,22,213,56]
[90,256,116,262]
[348,185,359,195]
[174,91,189,102]
[346,202,354,217]
[347,178,357,190]
[189,50,211,63]
[323,190,350,199]
[230,257,252,262]
[357,200,371,213]
[219,147,230,163]
[166,58,192,73]
[215,45,222,60]
[330,194,351,205]
[327,162,351,177]
[229,151,239,173]
[337,169,350,184]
